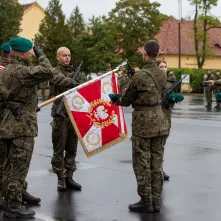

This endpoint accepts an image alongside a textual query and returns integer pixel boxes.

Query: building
[155,19,221,69]
[19,2,45,40]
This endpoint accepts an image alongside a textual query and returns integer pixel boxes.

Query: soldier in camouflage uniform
[0,37,53,218]
[118,69,130,93]
[49,47,81,191]
[157,61,177,181]
[110,40,169,213]
[213,70,221,109]
[0,42,41,208]
[0,42,11,68]
[204,69,214,108]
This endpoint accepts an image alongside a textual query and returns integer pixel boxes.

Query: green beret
[9,37,33,52]
[0,42,10,53]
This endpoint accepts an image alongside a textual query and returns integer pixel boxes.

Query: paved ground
[1,94,221,221]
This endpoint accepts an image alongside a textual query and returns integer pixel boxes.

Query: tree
[190,0,221,68]
[0,0,23,45]
[35,0,73,66]
[67,6,85,38]
[72,16,122,73]
[107,0,167,63]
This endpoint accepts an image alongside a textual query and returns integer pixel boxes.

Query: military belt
[134,105,161,111]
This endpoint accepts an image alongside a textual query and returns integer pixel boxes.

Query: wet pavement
[1,94,221,221]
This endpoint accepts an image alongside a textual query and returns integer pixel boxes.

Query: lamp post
[178,0,182,68]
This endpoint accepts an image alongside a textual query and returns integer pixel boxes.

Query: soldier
[0,42,12,68]
[49,47,81,191]
[0,42,41,205]
[118,69,130,93]
[204,69,214,108]
[110,40,169,212]
[0,42,42,206]
[0,37,53,218]
[213,70,221,109]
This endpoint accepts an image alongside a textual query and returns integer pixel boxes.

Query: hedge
[168,68,211,93]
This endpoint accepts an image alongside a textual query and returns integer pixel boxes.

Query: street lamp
[178,0,182,68]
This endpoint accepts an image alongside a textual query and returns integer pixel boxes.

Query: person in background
[213,70,221,109]
[204,69,214,108]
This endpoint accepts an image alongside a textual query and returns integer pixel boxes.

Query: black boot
[3,204,35,218]
[153,202,160,212]
[57,179,66,191]
[65,178,81,190]
[163,172,170,181]
[22,191,41,204]
[128,200,154,213]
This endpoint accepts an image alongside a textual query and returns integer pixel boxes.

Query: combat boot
[128,200,154,213]
[65,178,82,190]
[163,172,170,181]
[153,202,160,212]
[22,191,41,204]
[57,179,66,191]
[3,203,35,218]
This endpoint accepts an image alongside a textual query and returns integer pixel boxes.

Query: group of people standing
[204,69,221,109]
[0,38,83,218]
[0,37,184,219]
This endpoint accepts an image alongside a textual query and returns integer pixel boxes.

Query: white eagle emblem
[94,106,109,120]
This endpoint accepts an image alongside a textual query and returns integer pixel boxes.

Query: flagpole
[38,62,126,109]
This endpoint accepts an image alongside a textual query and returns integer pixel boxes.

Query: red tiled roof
[24,2,35,10]
[155,19,221,56]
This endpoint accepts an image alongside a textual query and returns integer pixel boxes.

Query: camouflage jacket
[214,75,221,91]
[0,57,9,101]
[204,74,214,87]
[0,55,53,139]
[118,75,130,92]
[117,59,169,138]
[49,64,79,117]
[214,78,221,85]
[163,74,177,128]
[0,56,9,67]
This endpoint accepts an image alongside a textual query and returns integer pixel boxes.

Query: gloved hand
[168,93,184,103]
[33,44,44,58]
[36,107,41,112]
[109,93,122,102]
[216,92,221,101]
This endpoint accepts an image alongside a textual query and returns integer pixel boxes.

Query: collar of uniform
[57,64,73,72]
[140,58,157,69]
[10,55,30,66]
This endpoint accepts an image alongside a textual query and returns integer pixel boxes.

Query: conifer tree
[67,6,85,38]
[35,0,73,66]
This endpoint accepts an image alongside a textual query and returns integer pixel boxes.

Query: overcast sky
[19,0,221,21]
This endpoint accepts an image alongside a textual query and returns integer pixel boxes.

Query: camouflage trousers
[205,87,213,106]
[132,136,166,203]
[0,140,29,199]
[1,137,34,206]
[51,116,78,179]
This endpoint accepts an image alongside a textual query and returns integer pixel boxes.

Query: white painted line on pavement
[35,213,58,221]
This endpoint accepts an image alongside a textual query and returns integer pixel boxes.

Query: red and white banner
[64,72,128,157]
